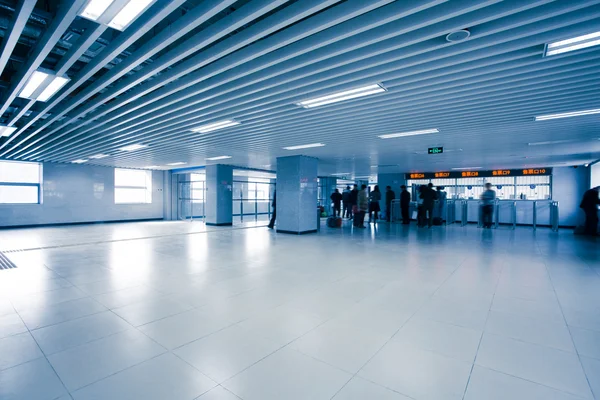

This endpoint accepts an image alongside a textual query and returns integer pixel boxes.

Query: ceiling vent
[446,29,470,42]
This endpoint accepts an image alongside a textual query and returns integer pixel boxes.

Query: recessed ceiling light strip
[546,31,600,56]
[283,143,326,150]
[379,128,439,139]
[191,120,240,133]
[535,108,600,121]
[296,84,386,108]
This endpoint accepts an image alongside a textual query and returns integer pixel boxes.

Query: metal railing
[550,201,559,231]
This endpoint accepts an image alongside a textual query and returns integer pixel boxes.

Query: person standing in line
[480,183,496,229]
[436,186,447,223]
[349,184,359,220]
[385,186,395,222]
[342,186,351,218]
[268,190,276,229]
[580,186,600,235]
[355,184,369,228]
[400,185,411,224]
[421,183,438,228]
[369,185,382,223]
[330,188,343,218]
[417,185,426,227]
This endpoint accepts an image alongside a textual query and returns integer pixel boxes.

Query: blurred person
[349,184,359,220]
[400,185,411,224]
[420,183,438,228]
[580,186,600,235]
[385,186,395,222]
[369,185,382,223]
[268,191,276,229]
[355,184,369,228]
[330,188,343,218]
[480,183,496,229]
[342,186,351,218]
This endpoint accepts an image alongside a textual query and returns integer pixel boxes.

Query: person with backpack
[342,186,351,218]
[330,189,343,218]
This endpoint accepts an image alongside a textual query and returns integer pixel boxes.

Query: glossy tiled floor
[0,221,599,400]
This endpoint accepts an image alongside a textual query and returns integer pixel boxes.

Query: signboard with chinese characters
[406,168,552,180]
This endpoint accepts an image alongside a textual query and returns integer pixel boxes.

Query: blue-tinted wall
[0,162,165,227]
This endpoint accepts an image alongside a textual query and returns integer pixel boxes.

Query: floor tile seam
[215,311,341,382]
[10,307,72,397]
[10,308,109,336]
[544,256,598,399]
[472,364,592,400]
[172,338,285,388]
[0,224,268,253]
[462,264,502,400]
[65,351,170,396]
[193,385,244,400]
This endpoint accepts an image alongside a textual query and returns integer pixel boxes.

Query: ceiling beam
[0,0,188,153]
[0,0,36,81]
[36,1,600,161]
[0,0,88,117]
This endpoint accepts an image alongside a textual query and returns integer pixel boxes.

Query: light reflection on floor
[0,221,598,400]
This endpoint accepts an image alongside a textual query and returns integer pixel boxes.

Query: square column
[205,164,233,226]
[276,155,318,234]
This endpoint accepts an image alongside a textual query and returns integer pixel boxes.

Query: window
[115,168,152,204]
[0,161,41,204]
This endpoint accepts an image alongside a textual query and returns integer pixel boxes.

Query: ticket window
[515,176,551,200]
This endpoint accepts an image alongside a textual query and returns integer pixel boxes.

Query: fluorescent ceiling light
[191,120,241,133]
[330,173,351,176]
[119,143,147,152]
[528,139,575,146]
[37,76,69,102]
[296,84,386,108]
[283,143,325,150]
[451,167,482,170]
[89,154,109,159]
[0,126,17,137]
[379,128,439,139]
[18,70,48,99]
[167,162,186,166]
[80,0,115,20]
[144,166,160,169]
[72,159,88,164]
[108,0,154,31]
[546,31,600,56]
[18,70,69,102]
[535,108,600,121]
[206,155,232,161]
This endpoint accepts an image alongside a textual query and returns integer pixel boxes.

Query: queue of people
[327,182,499,229]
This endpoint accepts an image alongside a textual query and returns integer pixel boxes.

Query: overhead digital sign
[428,147,443,154]
[405,168,552,180]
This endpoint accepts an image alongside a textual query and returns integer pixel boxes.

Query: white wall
[591,162,600,188]
[0,163,164,227]
[551,166,590,227]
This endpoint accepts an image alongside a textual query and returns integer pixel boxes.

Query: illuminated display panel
[405,168,552,180]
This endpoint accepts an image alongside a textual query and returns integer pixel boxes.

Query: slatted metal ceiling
[0,0,599,178]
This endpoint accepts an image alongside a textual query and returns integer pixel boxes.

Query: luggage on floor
[433,217,443,226]
[327,216,342,228]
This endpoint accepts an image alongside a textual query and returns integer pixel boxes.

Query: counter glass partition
[408,175,551,200]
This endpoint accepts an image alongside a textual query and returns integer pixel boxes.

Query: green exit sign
[428,147,443,154]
